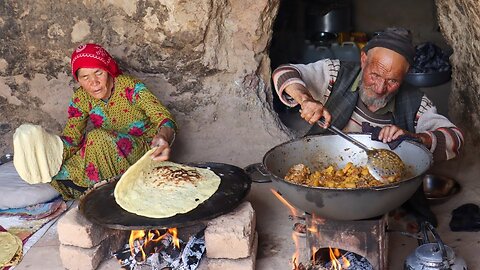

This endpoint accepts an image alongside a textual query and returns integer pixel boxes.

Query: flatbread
[114,149,221,218]
[13,124,63,184]
[0,231,22,267]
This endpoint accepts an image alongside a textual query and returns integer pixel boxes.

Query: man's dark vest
[306,61,423,135]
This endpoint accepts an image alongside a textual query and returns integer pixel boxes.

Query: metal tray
[0,153,13,165]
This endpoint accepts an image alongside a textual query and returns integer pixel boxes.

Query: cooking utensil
[423,174,460,204]
[405,70,452,87]
[404,222,467,270]
[79,162,251,230]
[260,134,432,220]
[317,118,405,183]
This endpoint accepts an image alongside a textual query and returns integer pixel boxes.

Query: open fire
[271,189,375,270]
[128,228,181,261]
[328,248,351,269]
[271,189,302,268]
[114,227,206,270]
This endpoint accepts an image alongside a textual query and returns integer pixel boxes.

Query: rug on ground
[0,196,71,269]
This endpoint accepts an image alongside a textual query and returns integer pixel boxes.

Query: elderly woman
[49,43,176,199]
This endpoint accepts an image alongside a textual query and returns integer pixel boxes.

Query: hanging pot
[306,7,351,34]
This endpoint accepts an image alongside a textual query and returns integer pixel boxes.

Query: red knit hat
[70,43,121,81]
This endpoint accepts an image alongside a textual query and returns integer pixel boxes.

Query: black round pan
[78,162,251,230]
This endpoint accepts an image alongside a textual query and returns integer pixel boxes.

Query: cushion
[0,162,60,210]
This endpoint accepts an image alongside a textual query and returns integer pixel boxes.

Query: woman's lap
[52,129,150,198]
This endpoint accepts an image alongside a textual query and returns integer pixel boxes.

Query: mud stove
[304,214,388,269]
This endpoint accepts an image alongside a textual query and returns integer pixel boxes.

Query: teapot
[404,222,467,270]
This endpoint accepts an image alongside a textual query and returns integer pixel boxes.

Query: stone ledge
[205,201,256,259]
[57,205,121,248]
[59,229,128,270]
[200,232,258,270]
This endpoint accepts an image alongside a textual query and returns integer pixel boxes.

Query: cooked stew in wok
[285,162,402,188]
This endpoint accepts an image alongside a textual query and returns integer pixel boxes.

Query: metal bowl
[423,174,460,204]
[0,153,13,165]
[405,70,452,87]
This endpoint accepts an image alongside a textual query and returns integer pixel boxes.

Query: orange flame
[271,189,301,269]
[129,228,180,261]
[167,228,180,249]
[291,231,301,268]
[342,256,351,268]
[328,248,351,270]
[271,189,299,217]
[129,230,147,260]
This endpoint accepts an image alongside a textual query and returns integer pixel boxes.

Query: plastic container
[301,41,334,64]
[331,41,360,62]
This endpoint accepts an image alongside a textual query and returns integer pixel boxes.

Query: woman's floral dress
[50,74,176,199]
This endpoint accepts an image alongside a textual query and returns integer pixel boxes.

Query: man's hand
[283,83,332,128]
[299,98,332,128]
[378,125,432,148]
[150,127,175,161]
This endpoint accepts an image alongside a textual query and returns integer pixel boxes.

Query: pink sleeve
[272,65,306,107]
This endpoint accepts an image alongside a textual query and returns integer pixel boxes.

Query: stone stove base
[57,201,257,270]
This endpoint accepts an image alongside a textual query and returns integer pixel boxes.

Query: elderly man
[272,27,463,225]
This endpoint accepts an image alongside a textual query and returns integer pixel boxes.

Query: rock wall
[436,0,479,144]
[0,0,292,167]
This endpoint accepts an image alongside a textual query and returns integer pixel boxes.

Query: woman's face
[77,68,114,100]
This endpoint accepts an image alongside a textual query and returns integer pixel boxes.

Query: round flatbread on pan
[114,148,221,218]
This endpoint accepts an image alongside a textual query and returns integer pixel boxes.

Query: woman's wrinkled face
[77,68,114,100]
[359,47,410,110]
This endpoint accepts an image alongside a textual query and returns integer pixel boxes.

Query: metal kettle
[404,222,467,270]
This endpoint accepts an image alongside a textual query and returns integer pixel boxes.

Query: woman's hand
[150,127,175,161]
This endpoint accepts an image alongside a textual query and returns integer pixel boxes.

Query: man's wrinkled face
[77,68,114,100]
[359,47,410,110]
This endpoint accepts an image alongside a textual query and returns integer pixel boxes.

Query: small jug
[404,222,467,270]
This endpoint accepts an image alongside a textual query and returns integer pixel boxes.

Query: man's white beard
[358,81,395,110]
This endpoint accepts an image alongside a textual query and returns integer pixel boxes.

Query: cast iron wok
[260,134,432,220]
[79,162,251,230]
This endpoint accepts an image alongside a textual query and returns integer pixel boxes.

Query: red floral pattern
[128,127,144,136]
[68,106,82,118]
[90,114,104,127]
[125,87,134,103]
[85,162,100,182]
[63,136,74,145]
[116,137,133,157]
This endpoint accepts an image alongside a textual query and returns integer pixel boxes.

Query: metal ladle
[317,118,406,183]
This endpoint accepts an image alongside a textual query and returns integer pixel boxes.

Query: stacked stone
[200,201,258,270]
[57,206,128,270]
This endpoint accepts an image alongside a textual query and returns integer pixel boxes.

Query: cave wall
[1,0,476,168]
[436,0,479,145]
[0,0,292,167]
